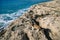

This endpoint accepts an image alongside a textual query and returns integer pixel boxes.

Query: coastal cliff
[0,0,60,40]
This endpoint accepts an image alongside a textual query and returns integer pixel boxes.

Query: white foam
[0,8,29,30]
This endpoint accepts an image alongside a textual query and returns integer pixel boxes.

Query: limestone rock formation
[0,0,60,40]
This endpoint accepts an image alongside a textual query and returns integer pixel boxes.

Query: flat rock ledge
[0,0,60,40]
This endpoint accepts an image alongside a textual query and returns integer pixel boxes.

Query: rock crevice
[0,0,60,40]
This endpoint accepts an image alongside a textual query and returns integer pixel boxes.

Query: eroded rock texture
[0,0,60,40]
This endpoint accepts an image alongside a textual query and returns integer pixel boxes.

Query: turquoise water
[0,0,51,14]
[0,0,51,31]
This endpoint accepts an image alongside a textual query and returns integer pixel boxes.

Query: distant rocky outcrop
[0,0,60,40]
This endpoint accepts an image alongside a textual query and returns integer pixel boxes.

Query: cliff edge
[0,0,60,40]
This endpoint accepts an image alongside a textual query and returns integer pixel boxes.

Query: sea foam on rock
[0,0,60,40]
[0,8,28,30]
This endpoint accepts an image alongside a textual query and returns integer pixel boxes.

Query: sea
[0,0,51,31]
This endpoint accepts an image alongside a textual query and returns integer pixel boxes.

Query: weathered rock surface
[0,0,60,40]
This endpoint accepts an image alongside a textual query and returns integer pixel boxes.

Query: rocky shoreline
[0,0,60,40]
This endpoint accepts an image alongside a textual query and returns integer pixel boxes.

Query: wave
[0,8,29,31]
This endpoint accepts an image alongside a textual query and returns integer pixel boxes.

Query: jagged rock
[0,0,60,40]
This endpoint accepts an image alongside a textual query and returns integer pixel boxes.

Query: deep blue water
[0,0,51,14]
